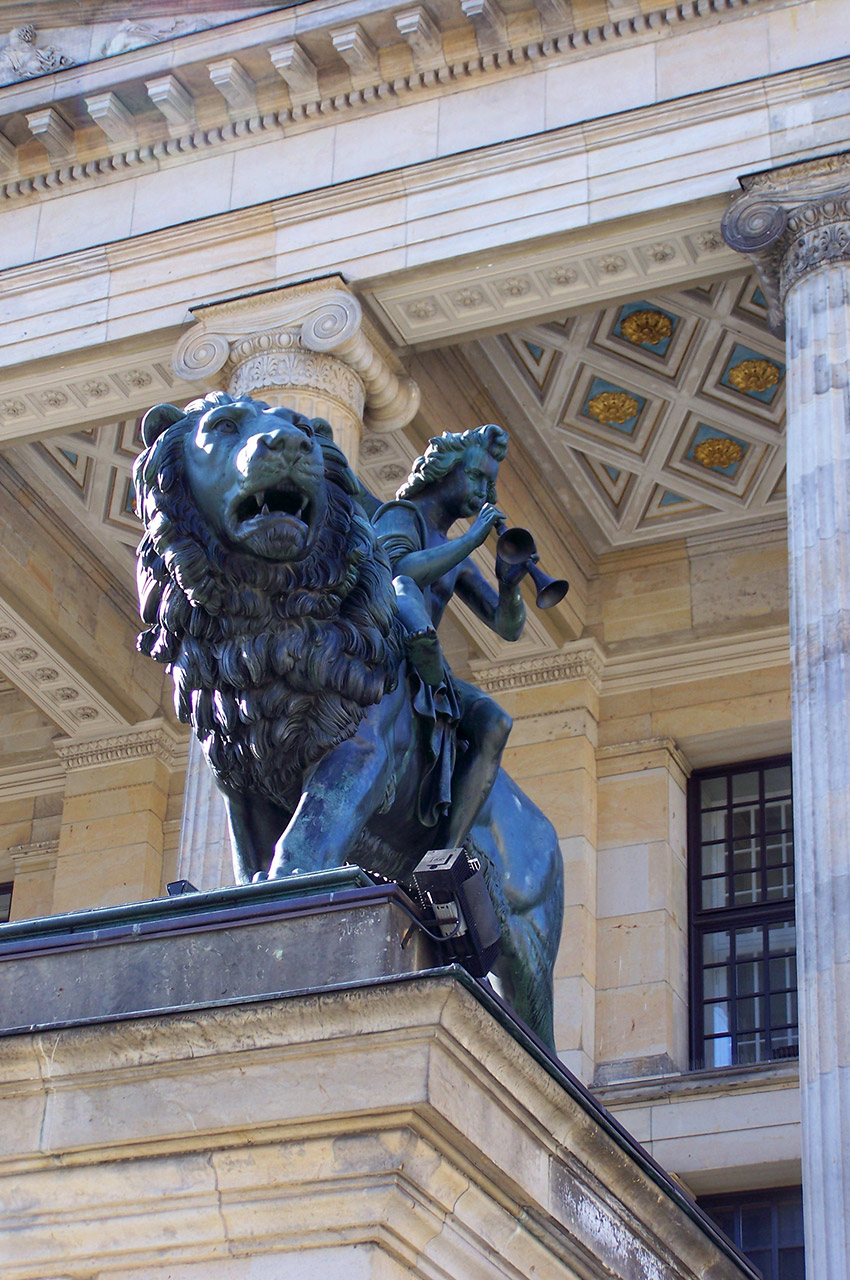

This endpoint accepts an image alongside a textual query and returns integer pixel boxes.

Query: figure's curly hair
[396,423,508,501]
[133,393,402,809]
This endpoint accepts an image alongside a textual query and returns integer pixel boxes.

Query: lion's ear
[141,403,184,447]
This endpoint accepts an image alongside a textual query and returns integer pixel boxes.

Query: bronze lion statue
[134,392,563,1045]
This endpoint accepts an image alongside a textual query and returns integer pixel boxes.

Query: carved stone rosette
[721,151,850,333]
[172,276,419,470]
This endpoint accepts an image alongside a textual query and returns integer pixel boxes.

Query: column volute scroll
[172,275,420,472]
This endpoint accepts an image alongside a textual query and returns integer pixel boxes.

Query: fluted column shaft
[722,153,850,1280]
[785,263,850,1279]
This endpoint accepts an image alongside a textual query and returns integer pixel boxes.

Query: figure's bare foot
[405,626,444,686]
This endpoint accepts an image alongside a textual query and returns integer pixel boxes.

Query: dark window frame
[0,881,11,924]
[688,754,798,1071]
[698,1185,804,1280]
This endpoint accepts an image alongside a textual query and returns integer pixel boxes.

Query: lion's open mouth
[235,486,312,527]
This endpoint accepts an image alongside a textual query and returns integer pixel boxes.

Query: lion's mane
[134,395,403,811]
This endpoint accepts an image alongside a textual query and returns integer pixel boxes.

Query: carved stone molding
[173,278,420,464]
[54,718,184,771]
[0,337,199,447]
[472,641,605,694]
[0,601,128,735]
[9,839,58,875]
[596,736,692,782]
[0,0,769,205]
[0,759,65,801]
[722,151,850,333]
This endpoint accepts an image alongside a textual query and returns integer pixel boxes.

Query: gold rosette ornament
[693,437,744,469]
[621,310,673,346]
[587,390,640,425]
[727,358,781,393]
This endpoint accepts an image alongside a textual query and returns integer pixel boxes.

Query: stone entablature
[0,0,770,201]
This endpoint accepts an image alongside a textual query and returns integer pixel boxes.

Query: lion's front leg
[221,787,291,884]
[266,689,404,878]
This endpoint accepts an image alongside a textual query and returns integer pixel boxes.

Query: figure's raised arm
[456,554,526,642]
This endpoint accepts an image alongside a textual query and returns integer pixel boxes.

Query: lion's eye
[209,418,239,435]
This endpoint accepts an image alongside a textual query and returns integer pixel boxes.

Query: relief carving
[0,26,74,86]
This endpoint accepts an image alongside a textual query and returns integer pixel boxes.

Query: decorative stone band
[172,278,419,436]
[721,151,850,333]
[9,840,59,876]
[0,600,128,735]
[472,641,605,695]
[54,718,186,772]
[596,736,692,787]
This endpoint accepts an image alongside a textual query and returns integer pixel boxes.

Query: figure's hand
[469,502,506,547]
[496,555,529,586]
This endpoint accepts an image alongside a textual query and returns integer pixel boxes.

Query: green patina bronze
[133,393,563,1046]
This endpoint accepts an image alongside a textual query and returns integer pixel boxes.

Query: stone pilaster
[172,275,419,472]
[493,641,604,1083]
[9,840,58,922]
[594,738,690,1085]
[723,152,850,1280]
[52,720,181,912]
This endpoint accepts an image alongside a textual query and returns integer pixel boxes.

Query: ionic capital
[722,150,850,334]
[172,276,420,435]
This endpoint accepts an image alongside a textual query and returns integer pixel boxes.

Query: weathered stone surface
[0,960,758,1280]
[0,869,434,1032]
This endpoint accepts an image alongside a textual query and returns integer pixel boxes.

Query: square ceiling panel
[466,270,787,549]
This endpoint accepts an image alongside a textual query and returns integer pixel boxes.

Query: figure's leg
[444,680,512,847]
[221,787,291,883]
[393,574,443,686]
[470,776,563,1049]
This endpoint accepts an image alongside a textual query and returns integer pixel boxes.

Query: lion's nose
[249,426,312,462]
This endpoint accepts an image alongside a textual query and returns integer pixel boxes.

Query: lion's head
[134,392,402,807]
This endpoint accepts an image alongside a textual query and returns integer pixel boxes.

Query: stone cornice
[722,150,850,333]
[596,736,692,782]
[53,718,185,771]
[0,0,770,205]
[0,759,65,801]
[173,278,420,433]
[471,640,605,694]
[9,839,58,875]
[601,624,790,696]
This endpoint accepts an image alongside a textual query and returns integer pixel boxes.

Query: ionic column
[172,275,419,472]
[171,276,419,887]
[723,153,850,1280]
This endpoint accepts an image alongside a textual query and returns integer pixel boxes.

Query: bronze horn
[495,524,569,610]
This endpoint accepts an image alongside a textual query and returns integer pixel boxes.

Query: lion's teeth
[256,490,265,511]
[261,502,270,516]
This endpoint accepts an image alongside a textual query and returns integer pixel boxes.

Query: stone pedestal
[723,152,850,1280]
[0,878,758,1280]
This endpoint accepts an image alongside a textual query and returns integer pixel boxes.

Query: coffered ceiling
[0,268,787,608]
[465,270,787,551]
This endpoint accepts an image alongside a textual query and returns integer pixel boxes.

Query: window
[0,882,11,923]
[698,1187,804,1280]
[689,757,797,1069]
